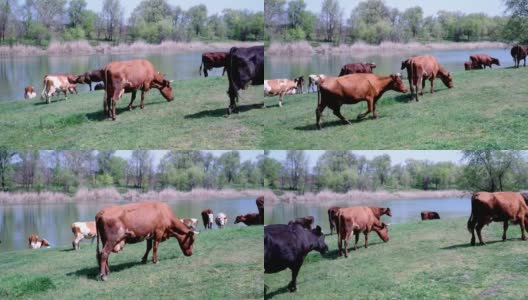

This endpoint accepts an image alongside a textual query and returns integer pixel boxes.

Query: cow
[316,73,408,129]
[467,192,528,246]
[256,196,264,224]
[264,77,304,107]
[421,211,440,221]
[181,218,198,230]
[235,213,262,226]
[328,206,341,235]
[28,234,50,249]
[288,216,314,230]
[264,224,328,292]
[77,69,105,91]
[336,207,390,258]
[95,201,195,281]
[403,55,454,102]
[338,63,376,76]
[71,221,97,250]
[225,45,264,114]
[94,83,104,90]
[40,74,79,104]
[201,209,213,230]
[511,45,528,68]
[24,86,36,99]
[199,52,227,77]
[307,74,326,93]
[103,59,174,120]
[215,212,228,229]
[469,54,500,69]
[464,61,483,71]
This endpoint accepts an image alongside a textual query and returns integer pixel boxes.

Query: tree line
[0,0,264,46]
[1,150,526,195]
[265,0,528,44]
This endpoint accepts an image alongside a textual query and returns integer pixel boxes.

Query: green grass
[264,217,528,299]
[0,226,263,299]
[2,68,528,149]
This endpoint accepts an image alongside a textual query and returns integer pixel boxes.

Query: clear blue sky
[86,0,263,19]
[303,0,505,17]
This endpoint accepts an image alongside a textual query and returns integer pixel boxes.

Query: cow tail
[467,196,476,234]
[96,222,101,267]
[199,61,203,76]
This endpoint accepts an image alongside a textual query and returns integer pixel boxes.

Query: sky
[115,150,263,167]
[303,0,505,17]
[86,0,263,19]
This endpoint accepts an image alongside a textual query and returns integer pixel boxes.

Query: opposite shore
[0,188,470,204]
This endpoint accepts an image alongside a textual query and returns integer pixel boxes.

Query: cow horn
[169,80,174,83]
[386,223,392,226]
[193,231,200,235]
[396,73,401,77]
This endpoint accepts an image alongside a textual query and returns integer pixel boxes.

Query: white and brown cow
[215,213,228,229]
[264,77,304,107]
[72,221,97,250]
[28,234,50,249]
[181,218,198,231]
[40,74,78,104]
[24,86,36,99]
[307,74,326,93]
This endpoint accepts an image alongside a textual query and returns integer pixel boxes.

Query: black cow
[264,224,328,293]
[225,45,264,114]
[78,69,105,91]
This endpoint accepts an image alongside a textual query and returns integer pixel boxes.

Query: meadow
[264,217,528,299]
[0,226,263,299]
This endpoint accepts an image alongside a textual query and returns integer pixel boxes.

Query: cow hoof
[153,261,158,264]
[100,274,108,281]
[287,283,296,292]
[128,106,133,111]
[141,259,147,264]
[523,237,527,241]
[316,124,322,130]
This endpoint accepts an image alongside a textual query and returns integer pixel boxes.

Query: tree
[129,150,153,190]
[462,150,519,192]
[288,0,306,28]
[217,151,240,185]
[0,0,15,42]
[129,0,173,43]
[186,4,207,37]
[401,6,423,39]
[68,0,86,27]
[33,0,67,30]
[0,149,15,191]
[16,150,41,191]
[284,150,308,191]
[101,0,123,41]
[257,151,281,188]
[370,154,391,187]
[504,0,528,42]
[320,0,342,42]
[265,0,285,25]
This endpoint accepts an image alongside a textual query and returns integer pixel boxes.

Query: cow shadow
[184,103,264,119]
[264,286,290,299]
[85,101,170,121]
[33,99,67,106]
[393,94,414,103]
[441,238,525,250]
[294,117,373,131]
[59,248,75,252]
[66,261,143,280]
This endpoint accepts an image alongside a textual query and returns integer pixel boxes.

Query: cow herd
[24,196,264,282]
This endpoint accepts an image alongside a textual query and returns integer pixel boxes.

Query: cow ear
[315,225,322,235]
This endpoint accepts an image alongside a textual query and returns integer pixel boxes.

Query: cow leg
[357,99,374,120]
[222,67,226,76]
[520,217,527,240]
[152,240,160,264]
[334,108,351,125]
[337,230,342,256]
[73,233,83,250]
[140,91,146,109]
[503,221,509,241]
[279,92,284,107]
[99,243,115,281]
[288,263,301,292]
[344,231,351,258]
[354,233,359,250]
[142,239,153,263]
[204,68,209,78]
[127,91,137,111]
[364,232,369,248]
[476,222,486,245]
[429,78,434,94]
[315,102,327,130]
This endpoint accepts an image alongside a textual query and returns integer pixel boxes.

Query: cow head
[373,223,390,242]
[311,225,328,254]
[294,76,305,94]
[153,72,174,101]
[66,74,80,84]
[390,74,408,93]
[367,62,377,69]
[176,230,195,256]
[491,57,500,66]
[234,215,245,224]
[440,72,454,89]
[383,207,392,217]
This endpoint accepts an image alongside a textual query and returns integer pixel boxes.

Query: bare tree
[284,150,309,191]
[319,0,342,42]
[0,149,16,191]
[129,150,153,190]
[101,0,123,41]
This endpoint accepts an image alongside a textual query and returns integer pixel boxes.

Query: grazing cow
[201,209,213,230]
[464,61,483,71]
[316,73,408,129]
[421,211,440,221]
[328,206,341,235]
[95,201,195,281]
[467,192,528,246]
[256,196,264,224]
[369,207,392,219]
[40,74,79,104]
[24,86,36,99]
[336,207,390,258]
[94,83,104,90]
[264,224,328,292]
[77,69,105,91]
[339,63,376,76]
[264,77,304,107]
[181,218,198,230]
[235,213,262,226]
[469,54,500,69]
[28,234,50,249]
[103,59,174,120]
[199,52,227,77]
[307,74,326,93]
[71,221,97,250]
[225,45,264,114]
[404,55,454,101]
[511,45,528,68]
[215,212,228,229]
[288,216,314,230]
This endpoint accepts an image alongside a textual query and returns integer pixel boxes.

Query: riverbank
[0,187,276,204]
[0,226,263,299]
[266,40,510,56]
[0,40,263,57]
[265,217,527,299]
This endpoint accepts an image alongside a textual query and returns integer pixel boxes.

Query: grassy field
[1,67,528,149]
[0,226,263,299]
[264,218,528,299]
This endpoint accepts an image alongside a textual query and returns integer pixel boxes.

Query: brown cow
[316,73,408,129]
[288,216,314,230]
[256,196,264,223]
[264,77,304,107]
[464,61,483,71]
[336,207,389,258]
[511,45,528,68]
[77,69,105,91]
[103,59,174,120]
[234,213,262,226]
[339,63,376,76]
[72,221,97,250]
[467,192,528,246]
[421,211,440,220]
[404,55,453,102]
[40,74,79,104]
[199,52,227,77]
[469,54,500,69]
[28,234,50,249]
[95,201,195,281]
[201,209,213,230]
[24,86,36,99]
[328,206,341,235]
